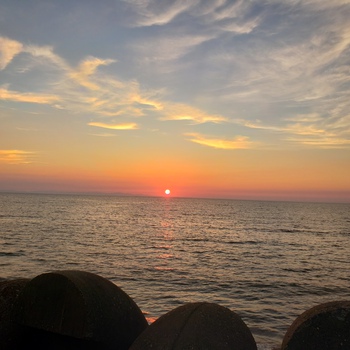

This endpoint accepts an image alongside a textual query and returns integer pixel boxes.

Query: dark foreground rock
[130,302,257,350]
[14,270,148,349]
[281,300,350,350]
[0,278,30,348]
[2,270,349,350]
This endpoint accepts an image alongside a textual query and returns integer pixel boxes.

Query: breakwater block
[281,300,350,349]
[0,278,30,348]
[15,270,148,349]
[130,302,257,349]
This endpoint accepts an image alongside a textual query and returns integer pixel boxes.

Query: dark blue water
[1,193,349,348]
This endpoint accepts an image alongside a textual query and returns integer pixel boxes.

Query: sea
[1,192,349,349]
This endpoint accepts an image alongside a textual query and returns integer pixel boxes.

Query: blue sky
[1,0,350,201]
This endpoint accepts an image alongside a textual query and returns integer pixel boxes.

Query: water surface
[1,193,349,348]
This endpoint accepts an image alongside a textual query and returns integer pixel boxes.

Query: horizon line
[0,189,349,205]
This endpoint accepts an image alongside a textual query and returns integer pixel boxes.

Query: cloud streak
[69,57,116,91]
[161,103,226,124]
[88,122,139,130]
[0,37,23,70]
[234,114,350,148]
[0,87,59,104]
[124,0,258,35]
[124,0,198,27]
[0,150,37,164]
[185,132,255,150]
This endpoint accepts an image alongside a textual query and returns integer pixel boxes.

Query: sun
[165,189,171,195]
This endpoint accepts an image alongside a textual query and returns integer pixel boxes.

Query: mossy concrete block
[0,278,30,348]
[15,270,148,349]
[281,301,350,350]
[130,302,257,349]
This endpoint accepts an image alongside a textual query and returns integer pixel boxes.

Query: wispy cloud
[0,150,37,164]
[0,37,23,70]
[132,34,213,63]
[69,57,116,90]
[124,0,197,27]
[126,0,260,72]
[209,0,247,21]
[0,35,226,128]
[88,122,139,130]
[285,136,350,149]
[234,118,331,137]
[192,1,350,149]
[124,0,258,36]
[1,0,350,152]
[89,132,117,137]
[0,87,59,104]
[185,132,254,150]
[0,37,157,118]
[24,44,68,70]
[161,103,226,124]
[285,113,323,123]
[219,16,260,34]
[234,114,350,149]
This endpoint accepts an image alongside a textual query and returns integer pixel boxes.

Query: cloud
[234,118,331,137]
[233,114,350,149]
[24,44,68,70]
[220,17,260,34]
[0,150,36,164]
[88,122,139,130]
[161,103,226,124]
[0,36,23,70]
[285,113,323,123]
[124,0,198,27]
[50,63,164,118]
[285,136,350,149]
[185,132,254,149]
[89,132,117,137]
[133,34,213,63]
[192,0,227,16]
[124,0,258,36]
[285,123,330,137]
[213,2,349,86]
[300,0,350,10]
[69,57,116,90]
[0,87,59,104]
[194,0,350,149]
[208,0,250,21]
[0,41,160,119]
[234,119,284,132]
[2,0,349,155]
[17,45,220,126]
[1,37,223,128]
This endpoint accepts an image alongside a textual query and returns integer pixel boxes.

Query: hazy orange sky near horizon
[1,1,350,202]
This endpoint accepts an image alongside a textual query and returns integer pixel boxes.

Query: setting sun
[165,189,171,195]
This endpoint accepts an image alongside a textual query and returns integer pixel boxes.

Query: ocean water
[1,193,349,349]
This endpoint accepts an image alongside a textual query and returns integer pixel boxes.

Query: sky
[1,0,350,202]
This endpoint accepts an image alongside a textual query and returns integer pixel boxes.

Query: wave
[0,250,25,257]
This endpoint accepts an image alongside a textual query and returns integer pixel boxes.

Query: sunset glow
[1,1,350,202]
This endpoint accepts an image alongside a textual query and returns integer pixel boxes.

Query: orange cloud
[88,122,139,130]
[0,150,36,164]
[0,36,23,70]
[286,136,350,148]
[161,103,226,124]
[0,88,59,104]
[185,133,254,149]
[69,57,116,90]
